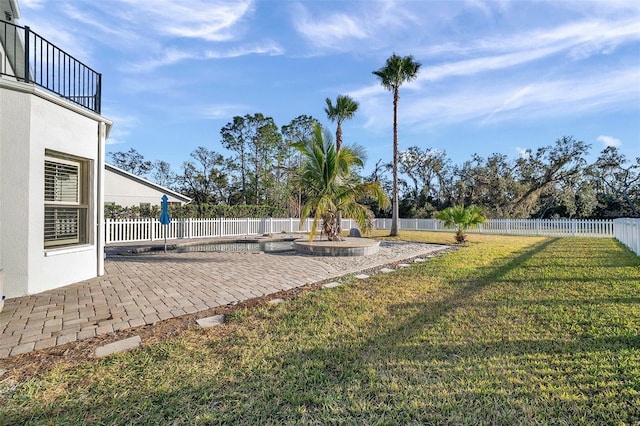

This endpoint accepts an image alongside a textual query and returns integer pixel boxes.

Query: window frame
[44,151,90,248]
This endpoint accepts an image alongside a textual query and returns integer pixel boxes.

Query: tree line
[377,138,639,219]
[109,113,320,218]
[108,131,639,220]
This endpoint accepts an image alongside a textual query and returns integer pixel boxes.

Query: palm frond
[295,124,389,241]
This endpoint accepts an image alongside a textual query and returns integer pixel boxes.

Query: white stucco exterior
[104,164,190,207]
[0,79,112,298]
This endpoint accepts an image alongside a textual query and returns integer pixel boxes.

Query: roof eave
[105,163,192,203]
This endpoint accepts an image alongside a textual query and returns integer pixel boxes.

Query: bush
[104,203,288,219]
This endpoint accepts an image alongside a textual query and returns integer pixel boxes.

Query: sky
[16,0,640,177]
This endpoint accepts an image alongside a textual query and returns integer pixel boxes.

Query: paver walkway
[0,239,448,359]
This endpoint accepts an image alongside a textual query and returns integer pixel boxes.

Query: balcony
[1,19,101,114]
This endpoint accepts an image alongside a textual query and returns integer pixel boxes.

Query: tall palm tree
[373,53,421,236]
[294,125,388,241]
[324,95,359,152]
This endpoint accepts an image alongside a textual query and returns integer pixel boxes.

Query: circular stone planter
[293,237,380,257]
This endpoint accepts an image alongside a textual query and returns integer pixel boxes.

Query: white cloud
[420,45,564,83]
[356,68,640,131]
[201,104,249,120]
[19,0,46,9]
[62,3,126,38]
[289,1,426,53]
[123,49,199,73]
[597,135,622,147]
[123,40,283,73]
[118,0,253,42]
[291,4,367,49]
[101,110,139,146]
[205,41,284,59]
[82,0,278,73]
[464,0,493,18]
[416,19,640,83]
[481,85,535,125]
[30,0,256,75]
[290,0,640,62]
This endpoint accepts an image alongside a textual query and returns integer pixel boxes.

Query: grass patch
[1,233,639,425]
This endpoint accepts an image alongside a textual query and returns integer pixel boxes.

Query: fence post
[23,26,31,83]
[150,218,155,241]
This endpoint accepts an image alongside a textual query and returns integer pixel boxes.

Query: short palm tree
[294,125,389,241]
[324,95,359,152]
[435,205,486,243]
[373,53,421,237]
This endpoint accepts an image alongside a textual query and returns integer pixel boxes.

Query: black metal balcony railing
[1,19,101,114]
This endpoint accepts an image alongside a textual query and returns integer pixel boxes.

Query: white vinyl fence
[105,217,361,244]
[105,217,617,244]
[374,218,614,238]
[614,218,640,255]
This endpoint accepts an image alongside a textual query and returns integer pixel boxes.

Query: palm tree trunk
[390,88,400,236]
[323,213,340,241]
[336,123,344,235]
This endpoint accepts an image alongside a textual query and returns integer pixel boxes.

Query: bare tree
[108,148,153,176]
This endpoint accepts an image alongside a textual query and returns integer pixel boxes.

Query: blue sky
[17,0,640,175]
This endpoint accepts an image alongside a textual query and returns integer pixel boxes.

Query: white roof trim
[9,0,20,20]
[0,78,113,136]
[105,163,191,203]
[1,0,21,20]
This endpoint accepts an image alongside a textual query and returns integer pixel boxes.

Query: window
[44,152,89,248]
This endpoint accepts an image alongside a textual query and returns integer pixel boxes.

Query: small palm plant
[435,205,486,243]
[294,125,389,241]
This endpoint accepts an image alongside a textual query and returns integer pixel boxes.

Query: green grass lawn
[1,233,639,425]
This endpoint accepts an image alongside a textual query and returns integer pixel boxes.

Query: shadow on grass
[5,237,640,425]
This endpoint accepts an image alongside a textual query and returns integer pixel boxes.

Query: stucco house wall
[104,164,190,208]
[0,79,111,298]
[1,0,112,301]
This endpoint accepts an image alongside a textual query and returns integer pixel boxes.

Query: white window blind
[44,154,88,247]
[45,159,79,203]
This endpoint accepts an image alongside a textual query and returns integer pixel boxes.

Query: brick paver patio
[0,239,448,359]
